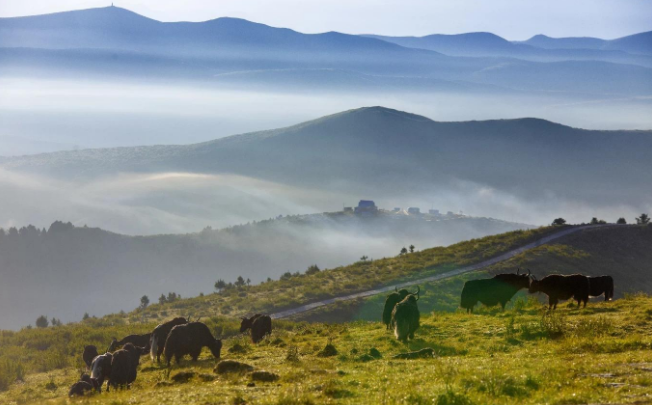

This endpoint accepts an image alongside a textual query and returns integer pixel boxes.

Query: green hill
[1,224,651,404]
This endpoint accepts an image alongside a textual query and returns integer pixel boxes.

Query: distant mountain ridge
[1,6,651,95]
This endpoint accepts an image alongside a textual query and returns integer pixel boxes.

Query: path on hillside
[270,225,613,319]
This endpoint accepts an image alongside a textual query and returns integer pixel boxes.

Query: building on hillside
[407,207,421,215]
[393,207,401,212]
[429,209,440,216]
[355,200,378,215]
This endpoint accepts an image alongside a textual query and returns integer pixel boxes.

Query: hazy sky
[1,0,650,40]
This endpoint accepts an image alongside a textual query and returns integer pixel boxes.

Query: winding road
[270,225,612,319]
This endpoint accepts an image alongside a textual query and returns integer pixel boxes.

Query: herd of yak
[383,270,614,342]
[69,270,613,397]
[69,314,272,396]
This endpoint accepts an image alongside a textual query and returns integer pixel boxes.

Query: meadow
[1,294,652,404]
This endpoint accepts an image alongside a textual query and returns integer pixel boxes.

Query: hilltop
[3,107,651,210]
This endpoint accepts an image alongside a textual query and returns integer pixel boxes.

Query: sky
[1,0,650,40]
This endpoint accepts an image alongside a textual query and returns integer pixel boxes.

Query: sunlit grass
[2,295,652,404]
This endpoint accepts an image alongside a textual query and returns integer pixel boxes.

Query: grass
[1,294,652,404]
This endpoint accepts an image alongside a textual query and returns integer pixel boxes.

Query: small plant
[285,346,300,362]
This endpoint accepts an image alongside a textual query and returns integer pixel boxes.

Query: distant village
[342,200,465,218]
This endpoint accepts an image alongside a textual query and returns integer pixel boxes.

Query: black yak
[529,274,590,309]
[460,269,531,313]
[382,287,419,329]
[588,275,614,301]
[68,374,99,397]
[164,322,222,367]
[82,345,98,370]
[89,352,113,392]
[391,290,420,342]
[109,333,151,352]
[150,317,188,363]
[108,343,146,390]
[240,314,272,343]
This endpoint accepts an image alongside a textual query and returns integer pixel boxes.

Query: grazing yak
[82,345,98,370]
[108,343,146,390]
[164,322,222,367]
[529,274,590,309]
[240,314,272,343]
[460,269,531,313]
[89,352,113,392]
[391,289,421,342]
[109,333,151,352]
[68,374,99,397]
[589,275,614,301]
[150,317,188,363]
[382,287,419,330]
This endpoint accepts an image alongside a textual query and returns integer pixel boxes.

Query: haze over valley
[0,4,651,328]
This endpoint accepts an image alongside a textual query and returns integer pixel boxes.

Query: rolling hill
[0,211,531,330]
[3,106,651,209]
[366,32,652,67]
[520,32,652,56]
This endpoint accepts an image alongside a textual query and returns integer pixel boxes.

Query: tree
[360,255,369,262]
[83,312,90,321]
[214,279,226,292]
[400,247,408,256]
[159,294,167,304]
[617,217,627,224]
[235,276,246,288]
[552,218,566,226]
[636,213,650,225]
[140,295,149,309]
[590,217,599,225]
[246,278,251,287]
[305,265,320,275]
[409,245,415,253]
[167,292,178,302]
[35,315,49,328]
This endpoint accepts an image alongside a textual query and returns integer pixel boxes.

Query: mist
[2,78,650,156]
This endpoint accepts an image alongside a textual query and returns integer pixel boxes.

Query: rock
[317,343,338,357]
[171,371,196,383]
[392,348,435,359]
[251,371,279,382]
[215,360,254,374]
[229,343,247,354]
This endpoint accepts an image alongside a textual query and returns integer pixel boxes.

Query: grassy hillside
[132,225,559,322]
[2,294,652,404]
[292,224,652,323]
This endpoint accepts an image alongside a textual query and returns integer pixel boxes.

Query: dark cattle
[82,345,98,370]
[240,314,272,343]
[460,269,531,313]
[68,374,99,397]
[588,276,614,301]
[164,322,222,367]
[109,333,151,352]
[382,287,417,329]
[108,343,147,390]
[89,352,113,392]
[391,289,420,342]
[529,274,590,309]
[150,317,188,363]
